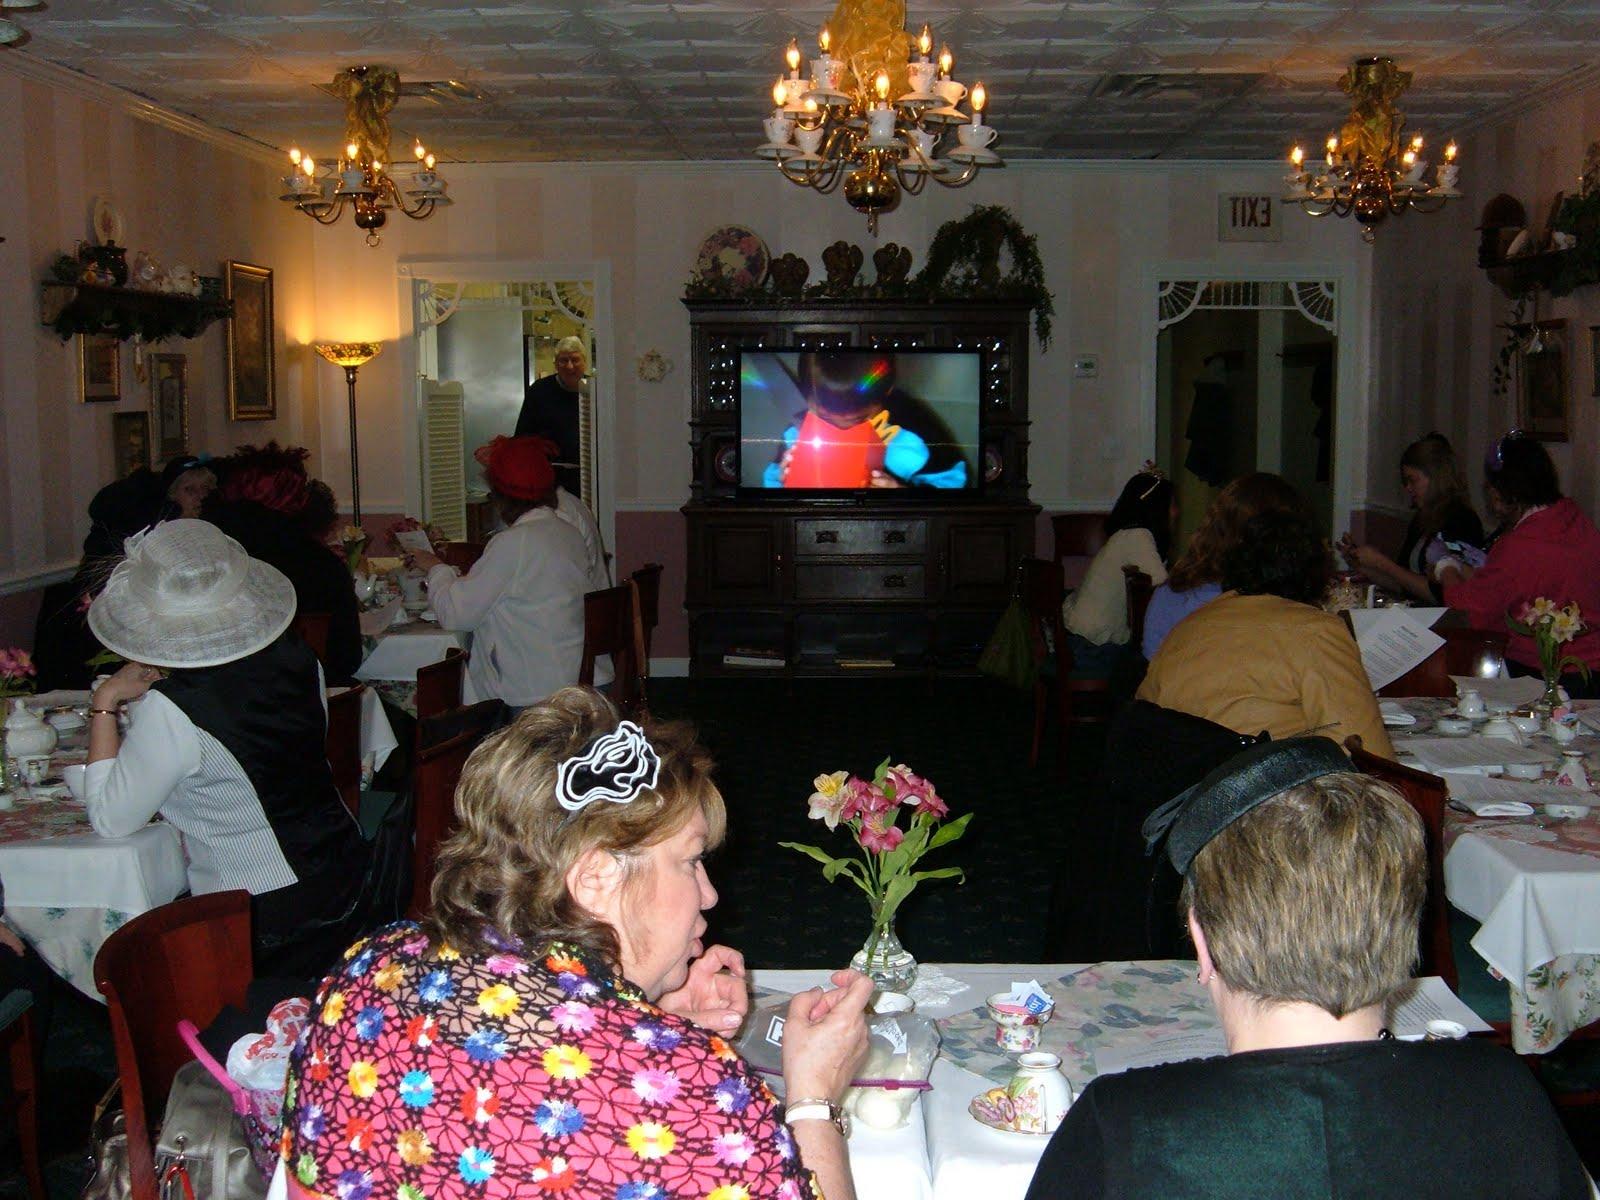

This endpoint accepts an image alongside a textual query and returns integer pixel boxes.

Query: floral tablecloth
[356,621,471,718]
[1391,697,1600,1052]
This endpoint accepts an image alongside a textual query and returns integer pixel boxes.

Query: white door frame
[1138,260,1367,535]
[394,256,616,555]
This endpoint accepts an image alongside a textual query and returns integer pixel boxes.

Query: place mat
[935,960,1214,1087]
[0,793,94,845]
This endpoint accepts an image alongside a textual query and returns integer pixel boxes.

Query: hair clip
[1138,460,1168,500]
[555,721,661,814]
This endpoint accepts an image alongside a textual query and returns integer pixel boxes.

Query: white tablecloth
[356,623,471,687]
[328,685,400,775]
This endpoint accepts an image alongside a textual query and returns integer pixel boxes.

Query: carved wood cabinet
[682,299,1038,676]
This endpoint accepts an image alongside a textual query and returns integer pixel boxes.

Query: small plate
[968,1089,1050,1137]
[1544,802,1593,819]
[418,609,439,623]
[946,145,1001,165]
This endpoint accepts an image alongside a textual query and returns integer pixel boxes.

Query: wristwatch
[785,1097,850,1138]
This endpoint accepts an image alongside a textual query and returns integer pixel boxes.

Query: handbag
[153,1060,270,1200]
[80,1083,131,1200]
[978,595,1037,690]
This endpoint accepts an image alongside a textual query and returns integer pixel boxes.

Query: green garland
[1550,191,1600,297]
[912,205,1054,348]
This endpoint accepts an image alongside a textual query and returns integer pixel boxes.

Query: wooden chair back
[410,699,505,918]
[325,684,365,818]
[415,647,468,724]
[93,891,253,1200]
[292,610,332,668]
[1052,513,1109,587]
[1345,736,1456,990]
[1018,556,1113,775]
[629,563,664,667]
[580,584,644,715]
[1123,566,1154,656]
[0,998,43,1200]
[439,541,486,572]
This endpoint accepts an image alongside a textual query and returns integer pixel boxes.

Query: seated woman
[1063,467,1174,672]
[1434,431,1600,695]
[1027,738,1590,1200]
[84,520,369,977]
[409,437,592,709]
[1142,472,1307,660]
[1339,432,1484,604]
[1138,509,1393,756]
[207,443,362,683]
[281,687,873,1200]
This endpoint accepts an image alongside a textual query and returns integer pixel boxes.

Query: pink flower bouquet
[0,647,36,699]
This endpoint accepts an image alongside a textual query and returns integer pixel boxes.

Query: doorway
[1155,279,1338,546]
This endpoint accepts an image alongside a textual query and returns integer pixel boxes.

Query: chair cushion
[1449,907,1512,1025]
[0,987,34,1033]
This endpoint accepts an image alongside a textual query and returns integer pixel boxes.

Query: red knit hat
[475,436,557,501]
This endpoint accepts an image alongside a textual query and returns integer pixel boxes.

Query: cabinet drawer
[794,518,927,557]
[794,563,926,601]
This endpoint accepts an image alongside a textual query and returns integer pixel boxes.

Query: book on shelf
[722,647,786,668]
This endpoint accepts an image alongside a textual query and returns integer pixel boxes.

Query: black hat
[1141,737,1352,875]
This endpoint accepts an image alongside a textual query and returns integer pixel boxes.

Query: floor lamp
[314,341,383,525]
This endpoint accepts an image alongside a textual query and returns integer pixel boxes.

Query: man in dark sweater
[514,335,586,496]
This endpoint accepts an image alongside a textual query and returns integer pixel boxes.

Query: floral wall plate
[695,225,770,293]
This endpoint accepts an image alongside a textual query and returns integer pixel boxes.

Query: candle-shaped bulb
[874,69,891,101]
[1445,141,1458,162]
[1410,133,1424,152]
[785,38,801,73]
[1289,144,1303,168]
[918,24,933,57]
[803,97,818,115]
[414,141,426,159]
[818,24,830,53]
[1325,135,1338,154]
[1402,149,1416,167]
[303,157,316,177]
[372,159,383,173]
[773,77,788,107]
[972,81,987,115]
[938,44,953,76]
[289,146,302,166]
[346,141,359,161]
[424,152,436,170]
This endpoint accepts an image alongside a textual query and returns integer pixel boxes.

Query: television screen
[738,349,982,492]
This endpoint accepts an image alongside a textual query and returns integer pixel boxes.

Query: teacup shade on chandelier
[278,66,452,246]
[756,5,1001,235]
[1282,57,1461,243]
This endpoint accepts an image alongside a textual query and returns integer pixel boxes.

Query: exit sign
[1219,194,1282,242]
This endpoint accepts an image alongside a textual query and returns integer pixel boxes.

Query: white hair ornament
[556,721,661,813]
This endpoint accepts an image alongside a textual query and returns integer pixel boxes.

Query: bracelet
[88,708,120,719]
[784,1098,850,1139]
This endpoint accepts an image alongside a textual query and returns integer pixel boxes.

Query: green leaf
[876,872,919,927]
[911,866,965,883]
[926,811,974,850]
[779,841,835,867]
[873,756,892,783]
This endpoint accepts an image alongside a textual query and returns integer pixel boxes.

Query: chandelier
[278,66,452,246]
[1283,57,1461,243]
[756,11,1000,235]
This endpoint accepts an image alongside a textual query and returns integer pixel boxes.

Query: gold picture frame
[225,260,275,420]
[150,353,189,459]
[112,411,151,478]
[1517,318,1569,442]
[80,334,121,403]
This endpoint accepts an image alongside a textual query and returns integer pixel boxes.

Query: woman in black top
[1026,739,1590,1200]
[1339,432,1483,602]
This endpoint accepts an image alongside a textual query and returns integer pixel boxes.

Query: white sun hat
[88,519,297,669]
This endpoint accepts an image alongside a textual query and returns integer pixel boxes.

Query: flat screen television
[737,348,983,495]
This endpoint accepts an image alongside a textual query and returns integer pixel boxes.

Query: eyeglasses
[1486,428,1526,473]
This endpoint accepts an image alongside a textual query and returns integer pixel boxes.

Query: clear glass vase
[1534,675,1564,717]
[850,919,918,993]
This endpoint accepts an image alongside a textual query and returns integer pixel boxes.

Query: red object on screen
[783,410,885,488]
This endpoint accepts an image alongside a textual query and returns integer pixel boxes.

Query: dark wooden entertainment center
[683,298,1039,676]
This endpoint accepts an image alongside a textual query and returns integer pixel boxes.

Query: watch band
[784,1098,850,1138]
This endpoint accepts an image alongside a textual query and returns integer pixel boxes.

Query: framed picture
[1590,325,1599,398]
[150,353,188,459]
[111,411,151,478]
[80,334,120,403]
[1518,319,1569,442]
[225,260,275,420]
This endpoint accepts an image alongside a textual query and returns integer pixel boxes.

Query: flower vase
[1534,676,1565,717]
[850,919,918,993]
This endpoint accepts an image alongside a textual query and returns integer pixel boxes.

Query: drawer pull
[884,529,907,545]
[814,530,839,544]
[883,573,907,589]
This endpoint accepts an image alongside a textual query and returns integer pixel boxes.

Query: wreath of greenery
[912,205,1054,348]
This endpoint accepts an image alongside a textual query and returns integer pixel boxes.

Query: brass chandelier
[756,8,1000,234]
[1283,57,1461,243]
[278,66,452,246]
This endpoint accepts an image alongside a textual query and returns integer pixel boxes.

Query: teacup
[794,126,825,155]
[1549,719,1579,745]
[1505,762,1544,781]
[956,122,997,149]
[987,991,1053,1053]
[937,79,967,106]
[871,990,915,1015]
[1434,716,1472,736]
[1479,716,1524,745]
[399,570,428,610]
[763,116,794,146]
[62,762,87,801]
[867,107,897,142]
[1509,713,1543,736]
[906,128,938,160]
[1424,1019,1468,1041]
[814,55,844,92]
[1457,689,1487,719]
[907,61,938,96]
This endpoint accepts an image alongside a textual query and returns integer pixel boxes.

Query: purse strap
[176,1019,251,1116]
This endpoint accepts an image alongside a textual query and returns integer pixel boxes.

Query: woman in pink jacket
[1434,431,1600,695]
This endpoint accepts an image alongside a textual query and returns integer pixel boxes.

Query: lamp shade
[314,341,383,369]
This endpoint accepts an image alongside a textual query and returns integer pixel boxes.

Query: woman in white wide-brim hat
[85,519,369,976]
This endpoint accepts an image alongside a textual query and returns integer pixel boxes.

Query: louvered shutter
[421,381,466,539]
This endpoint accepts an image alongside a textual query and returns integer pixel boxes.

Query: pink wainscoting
[615,510,689,659]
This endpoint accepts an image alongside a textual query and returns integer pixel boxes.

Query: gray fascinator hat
[1141,737,1352,875]
[88,519,297,669]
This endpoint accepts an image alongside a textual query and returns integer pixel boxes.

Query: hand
[657,944,748,1035]
[0,923,23,957]
[781,969,873,1102]
[406,550,442,573]
[1345,544,1386,574]
[93,661,162,709]
[867,470,903,489]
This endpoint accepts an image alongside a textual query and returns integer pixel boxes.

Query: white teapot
[4,698,58,760]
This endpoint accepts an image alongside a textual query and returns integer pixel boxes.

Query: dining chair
[580,584,644,716]
[629,562,664,666]
[291,610,332,668]
[1051,513,1109,588]
[93,891,254,1200]
[415,647,468,725]
[1018,556,1112,776]
[1123,566,1154,657]
[325,683,366,818]
[439,541,486,572]
[410,699,506,918]
[0,989,43,1200]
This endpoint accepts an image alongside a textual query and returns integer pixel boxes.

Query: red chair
[410,700,504,918]
[581,585,644,717]
[415,647,468,725]
[93,891,253,1200]
[325,683,365,818]
[629,563,664,667]
[1019,556,1113,776]
[439,541,485,572]
[1051,513,1109,588]
[0,992,43,1200]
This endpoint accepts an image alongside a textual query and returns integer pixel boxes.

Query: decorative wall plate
[695,225,770,293]
[636,348,671,382]
[92,196,125,246]
[982,443,1004,485]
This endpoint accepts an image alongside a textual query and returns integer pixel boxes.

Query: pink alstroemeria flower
[858,812,905,854]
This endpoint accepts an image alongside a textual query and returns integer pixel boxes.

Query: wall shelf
[40,281,232,342]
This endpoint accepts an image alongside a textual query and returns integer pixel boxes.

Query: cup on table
[1505,762,1544,781]
[399,570,428,611]
[62,762,88,801]
[1424,1019,1468,1041]
[987,991,1053,1053]
[1434,716,1472,736]
[1509,713,1543,736]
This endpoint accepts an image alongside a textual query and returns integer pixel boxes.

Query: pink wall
[615,510,689,658]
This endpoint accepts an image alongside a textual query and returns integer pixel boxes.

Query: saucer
[755,142,799,160]
[923,105,968,123]
[968,1089,1050,1137]
[946,145,1001,164]
[418,609,439,623]
[1545,802,1592,819]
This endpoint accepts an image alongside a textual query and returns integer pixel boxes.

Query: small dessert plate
[968,1089,1050,1137]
